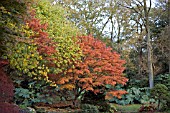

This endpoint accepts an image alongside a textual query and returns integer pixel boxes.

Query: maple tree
[57,35,128,100]
[77,35,128,99]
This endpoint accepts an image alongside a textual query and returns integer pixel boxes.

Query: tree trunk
[117,20,121,53]
[157,99,160,111]
[143,0,154,88]
[168,0,170,26]
[147,28,154,88]
[168,60,170,74]
[138,47,143,76]
[168,0,170,74]
[111,17,114,42]
[138,24,143,76]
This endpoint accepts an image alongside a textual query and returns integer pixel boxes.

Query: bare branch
[136,0,143,6]
[148,0,152,13]
[117,2,143,18]
[101,15,112,33]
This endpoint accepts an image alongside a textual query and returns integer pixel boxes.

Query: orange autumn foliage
[105,90,128,99]
[61,35,128,99]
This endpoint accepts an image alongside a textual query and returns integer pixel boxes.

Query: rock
[26,107,36,113]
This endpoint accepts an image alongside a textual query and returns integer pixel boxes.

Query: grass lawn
[110,104,170,113]
[110,103,142,113]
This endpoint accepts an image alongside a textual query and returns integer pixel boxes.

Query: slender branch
[148,0,152,13]
[93,8,103,24]
[136,0,143,6]
[101,15,111,33]
[118,2,143,18]
[111,17,114,41]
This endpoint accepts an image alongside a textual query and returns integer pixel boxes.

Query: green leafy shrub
[151,84,170,111]
[110,86,155,105]
[140,94,155,104]
[128,78,149,88]
[14,78,59,108]
[155,74,170,90]
[80,104,99,113]
[81,91,111,112]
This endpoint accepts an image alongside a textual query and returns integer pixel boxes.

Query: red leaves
[26,10,56,56]
[0,59,9,68]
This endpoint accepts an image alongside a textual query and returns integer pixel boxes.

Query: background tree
[151,0,170,74]
[117,0,153,88]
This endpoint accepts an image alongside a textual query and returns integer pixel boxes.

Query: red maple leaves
[26,10,56,56]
